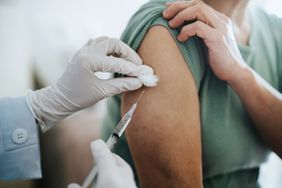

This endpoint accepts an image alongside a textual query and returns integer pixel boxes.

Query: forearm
[228,64,282,157]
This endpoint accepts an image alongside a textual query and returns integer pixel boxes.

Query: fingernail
[177,35,184,42]
[169,21,174,27]
[162,10,168,17]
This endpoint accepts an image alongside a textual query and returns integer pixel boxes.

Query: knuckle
[175,1,189,7]
[178,11,187,20]
[109,37,118,44]
[174,2,183,8]
[221,24,229,35]
[94,36,110,44]
[194,3,205,15]
[182,26,190,34]
[170,3,180,12]
[195,3,202,11]
[194,21,202,29]
[215,32,224,41]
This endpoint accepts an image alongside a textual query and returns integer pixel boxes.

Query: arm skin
[228,66,282,157]
[122,26,203,188]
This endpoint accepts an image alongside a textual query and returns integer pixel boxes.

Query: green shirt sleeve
[272,16,282,92]
[121,0,207,89]
[262,11,282,92]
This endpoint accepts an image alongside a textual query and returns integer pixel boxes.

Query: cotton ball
[138,74,159,87]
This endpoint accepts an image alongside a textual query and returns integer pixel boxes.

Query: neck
[203,0,249,26]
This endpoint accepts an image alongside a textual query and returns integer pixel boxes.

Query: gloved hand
[68,140,137,188]
[26,36,155,132]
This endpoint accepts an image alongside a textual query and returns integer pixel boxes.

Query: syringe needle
[136,90,145,104]
[81,90,145,188]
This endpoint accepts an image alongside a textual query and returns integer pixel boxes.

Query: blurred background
[0,0,281,187]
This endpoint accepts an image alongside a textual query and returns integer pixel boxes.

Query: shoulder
[250,6,282,90]
[251,6,282,42]
[138,26,193,85]
[121,0,207,89]
[120,0,170,50]
[253,7,282,27]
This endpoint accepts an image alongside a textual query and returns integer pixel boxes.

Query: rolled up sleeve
[0,97,41,180]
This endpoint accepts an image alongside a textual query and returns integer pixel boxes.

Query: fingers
[91,140,117,175]
[163,1,196,19]
[178,21,216,42]
[99,74,158,98]
[163,1,228,43]
[107,38,143,65]
[86,36,109,46]
[172,5,222,29]
[113,154,135,179]
[165,1,223,29]
[102,77,143,97]
[88,37,142,66]
[113,154,132,169]
[95,56,153,76]
[67,183,81,188]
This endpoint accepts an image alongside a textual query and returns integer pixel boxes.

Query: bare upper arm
[122,26,203,188]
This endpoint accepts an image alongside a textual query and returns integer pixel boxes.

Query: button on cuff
[11,129,29,144]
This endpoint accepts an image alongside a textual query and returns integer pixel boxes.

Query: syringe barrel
[81,103,136,188]
[113,114,132,137]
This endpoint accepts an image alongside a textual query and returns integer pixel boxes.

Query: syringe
[81,90,145,188]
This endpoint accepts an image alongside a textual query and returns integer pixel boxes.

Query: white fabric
[68,140,137,188]
[26,37,156,132]
[138,74,159,87]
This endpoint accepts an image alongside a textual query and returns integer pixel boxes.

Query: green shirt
[102,1,282,187]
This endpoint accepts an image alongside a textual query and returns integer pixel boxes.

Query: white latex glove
[26,36,155,132]
[68,140,137,188]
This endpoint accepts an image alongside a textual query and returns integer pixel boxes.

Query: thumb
[91,140,117,174]
[102,77,143,97]
[113,154,136,184]
[113,154,131,168]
